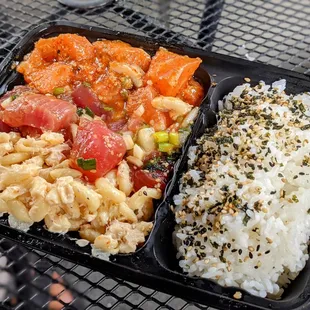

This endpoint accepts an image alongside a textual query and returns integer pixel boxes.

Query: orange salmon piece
[17,49,45,80]
[29,63,73,94]
[142,102,173,131]
[93,40,151,72]
[17,37,58,78]
[126,85,158,114]
[92,71,124,111]
[57,34,95,62]
[127,86,172,131]
[73,60,101,84]
[178,78,204,106]
[144,47,202,97]
[35,37,59,62]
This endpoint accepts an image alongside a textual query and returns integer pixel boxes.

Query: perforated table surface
[0,0,310,309]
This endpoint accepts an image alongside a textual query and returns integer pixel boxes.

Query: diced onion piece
[133,144,145,161]
[153,131,169,143]
[122,134,135,150]
[133,104,145,117]
[122,131,133,137]
[126,155,143,167]
[110,62,144,88]
[71,123,78,140]
[137,127,156,152]
[80,114,93,121]
[181,107,199,128]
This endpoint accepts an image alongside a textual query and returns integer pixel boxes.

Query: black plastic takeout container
[1,21,310,310]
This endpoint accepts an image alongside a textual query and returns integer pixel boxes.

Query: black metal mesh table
[0,0,310,309]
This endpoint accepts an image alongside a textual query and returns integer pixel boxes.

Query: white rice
[173,80,310,299]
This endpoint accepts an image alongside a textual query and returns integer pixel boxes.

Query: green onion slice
[169,132,180,146]
[82,82,91,88]
[77,107,84,116]
[53,87,65,96]
[158,142,174,153]
[103,106,113,111]
[77,158,96,171]
[153,131,169,143]
[85,107,95,118]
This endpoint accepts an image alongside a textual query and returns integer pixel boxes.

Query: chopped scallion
[169,132,180,146]
[77,108,84,116]
[85,107,95,118]
[120,89,129,100]
[82,82,91,88]
[153,131,169,143]
[103,106,113,112]
[179,127,190,133]
[77,158,96,171]
[53,87,65,96]
[158,142,174,153]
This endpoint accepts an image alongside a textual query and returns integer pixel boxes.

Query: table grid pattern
[0,0,310,309]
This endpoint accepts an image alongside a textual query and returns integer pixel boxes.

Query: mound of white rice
[173,79,310,299]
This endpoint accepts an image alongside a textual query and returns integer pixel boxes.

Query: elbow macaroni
[0,131,163,254]
[151,96,192,120]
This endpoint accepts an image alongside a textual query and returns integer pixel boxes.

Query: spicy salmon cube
[93,40,151,72]
[144,47,202,97]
